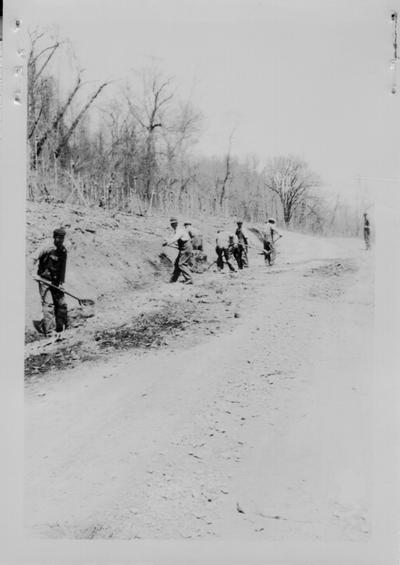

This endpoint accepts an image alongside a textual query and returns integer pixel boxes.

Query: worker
[235,220,248,268]
[30,227,69,338]
[184,222,203,251]
[215,230,237,272]
[229,233,243,270]
[363,212,370,250]
[162,217,193,284]
[262,218,282,266]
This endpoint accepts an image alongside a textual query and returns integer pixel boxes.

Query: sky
[21,0,400,207]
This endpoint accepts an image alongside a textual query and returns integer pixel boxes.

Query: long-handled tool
[206,259,218,271]
[34,276,95,306]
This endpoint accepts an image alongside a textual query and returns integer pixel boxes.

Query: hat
[184,221,192,226]
[237,220,243,225]
[267,218,276,224]
[169,217,178,223]
[53,227,66,237]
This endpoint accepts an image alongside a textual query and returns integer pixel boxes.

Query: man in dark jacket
[235,220,248,268]
[31,227,68,337]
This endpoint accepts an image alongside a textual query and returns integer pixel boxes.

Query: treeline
[27,30,361,235]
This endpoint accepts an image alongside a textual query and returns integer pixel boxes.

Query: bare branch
[36,73,83,158]
[28,106,44,140]
[54,82,109,158]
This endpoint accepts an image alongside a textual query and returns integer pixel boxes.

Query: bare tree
[54,81,109,158]
[27,30,63,142]
[35,73,83,159]
[263,155,321,226]
[28,31,109,168]
[218,129,235,212]
[125,68,175,203]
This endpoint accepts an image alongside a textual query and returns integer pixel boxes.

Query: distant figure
[162,217,193,284]
[215,230,237,272]
[30,228,69,337]
[363,213,370,250]
[262,218,282,266]
[184,222,203,251]
[235,220,248,268]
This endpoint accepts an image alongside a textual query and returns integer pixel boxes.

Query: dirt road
[25,233,374,540]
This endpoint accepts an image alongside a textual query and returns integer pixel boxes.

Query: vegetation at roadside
[28,29,362,235]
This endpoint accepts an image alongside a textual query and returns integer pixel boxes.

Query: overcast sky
[22,0,400,206]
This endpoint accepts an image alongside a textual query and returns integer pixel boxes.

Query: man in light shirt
[262,218,282,266]
[215,230,237,272]
[363,212,370,250]
[162,217,193,284]
[184,222,203,252]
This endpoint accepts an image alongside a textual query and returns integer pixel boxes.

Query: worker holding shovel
[215,230,237,272]
[162,217,194,285]
[262,218,282,266]
[30,227,69,338]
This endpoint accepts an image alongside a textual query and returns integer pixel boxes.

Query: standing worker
[215,230,237,272]
[229,233,243,270]
[30,227,69,338]
[184,221,207,270]
[262,218,282,266]
[184,222,203,251]
[363,212,371,250]
[235,220,249,268]
[162,218,193,284]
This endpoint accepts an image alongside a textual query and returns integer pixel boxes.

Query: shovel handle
[34,277,87,305]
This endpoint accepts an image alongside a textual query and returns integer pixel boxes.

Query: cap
[184,221,192,226]
[267,218,276,224]
[237,220,243,225]
[53,227,66,237]
[169,217,178,223]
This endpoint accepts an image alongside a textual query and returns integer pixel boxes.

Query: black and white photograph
[1,0,399,562]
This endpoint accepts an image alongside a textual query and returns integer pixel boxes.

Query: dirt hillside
[24,202,374,541]
[25,202,262,336]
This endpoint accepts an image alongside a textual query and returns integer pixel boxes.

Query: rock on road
[25,233,374,540]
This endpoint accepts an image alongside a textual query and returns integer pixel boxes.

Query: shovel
[206,259,218,271]
[34,276,95,306]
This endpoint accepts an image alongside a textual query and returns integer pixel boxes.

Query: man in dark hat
[235,220,248,268]
[162,218,193,284]
[31,227,69,337]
